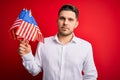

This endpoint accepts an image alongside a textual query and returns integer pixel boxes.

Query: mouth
[61,26,69,31]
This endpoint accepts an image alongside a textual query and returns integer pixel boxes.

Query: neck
[58,33,73,45]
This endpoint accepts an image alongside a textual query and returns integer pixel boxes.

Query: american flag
[9,9,44,42]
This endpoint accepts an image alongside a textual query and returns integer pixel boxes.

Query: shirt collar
[52,33,79,44]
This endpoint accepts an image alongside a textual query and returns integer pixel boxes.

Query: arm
[83,44,98,80]
[18,40,42,76]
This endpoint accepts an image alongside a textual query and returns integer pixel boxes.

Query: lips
[61,26,69,30]
[61,28,68,31]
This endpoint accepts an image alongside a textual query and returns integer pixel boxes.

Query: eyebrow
[59,16,75,20]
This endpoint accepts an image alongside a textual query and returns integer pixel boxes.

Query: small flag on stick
[9,8,44,42]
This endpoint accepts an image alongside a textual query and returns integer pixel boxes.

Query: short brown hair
[58,4,79,19]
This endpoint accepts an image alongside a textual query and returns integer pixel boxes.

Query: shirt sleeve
[21,42,43,76]
[83,44,98,80]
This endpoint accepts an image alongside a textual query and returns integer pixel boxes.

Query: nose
[63,19,68,25]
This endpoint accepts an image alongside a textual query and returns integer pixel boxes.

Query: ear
[75,21,79,28]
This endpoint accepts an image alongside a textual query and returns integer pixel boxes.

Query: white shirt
[22,34,98,80]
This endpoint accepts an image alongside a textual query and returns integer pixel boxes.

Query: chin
[59,32,73,36]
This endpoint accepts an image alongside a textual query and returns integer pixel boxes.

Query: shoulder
[75,37,93,53]
[75,36,92,47]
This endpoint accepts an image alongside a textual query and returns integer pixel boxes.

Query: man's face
[57,10,78,36]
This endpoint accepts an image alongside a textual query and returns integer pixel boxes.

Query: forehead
[59,10,76,19]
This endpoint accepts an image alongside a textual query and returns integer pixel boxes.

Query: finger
[20,40,26,45]
[26,40,29,44]
[21,39,29,46]
[19,43,28,49]
[19,47,25,51]
[26,42,30,48]
[18,50,25,55]
[23,38,29,43]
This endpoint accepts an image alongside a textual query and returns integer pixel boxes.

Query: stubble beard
[58,30,73,37]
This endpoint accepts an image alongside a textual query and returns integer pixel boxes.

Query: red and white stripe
[10,19,22,30]
[11,19,43,42]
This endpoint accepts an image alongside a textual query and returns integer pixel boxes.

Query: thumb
[26,42,31,48]
[23,39,29,45]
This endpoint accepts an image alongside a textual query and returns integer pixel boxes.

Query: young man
[18,4,98,80]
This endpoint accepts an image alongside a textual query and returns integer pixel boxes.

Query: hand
[18,39,31,56]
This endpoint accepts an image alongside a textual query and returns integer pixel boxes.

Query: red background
[1,0,120,80]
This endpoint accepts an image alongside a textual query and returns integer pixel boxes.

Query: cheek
[57,21,62,27]
[68,27,74,32]
[72,27,75,31]
[73,22,78,29]
[70,23,77,29]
